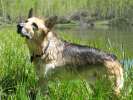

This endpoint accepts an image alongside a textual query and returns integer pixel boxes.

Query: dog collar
[30,40,50,62]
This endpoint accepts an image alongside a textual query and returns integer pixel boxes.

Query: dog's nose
[17,23,24,29]
[17,23,24,33]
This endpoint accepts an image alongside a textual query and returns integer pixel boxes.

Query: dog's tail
[104,60,124,95]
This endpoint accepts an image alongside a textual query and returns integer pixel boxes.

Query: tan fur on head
[17,9,58,57]
[26,8,57,36]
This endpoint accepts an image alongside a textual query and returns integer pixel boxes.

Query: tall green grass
[0,0,133,23]
[0,26,133,99]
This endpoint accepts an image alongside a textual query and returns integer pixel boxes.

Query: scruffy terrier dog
[17,9,124,95]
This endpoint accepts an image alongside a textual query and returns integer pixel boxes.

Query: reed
[0,0,133,23]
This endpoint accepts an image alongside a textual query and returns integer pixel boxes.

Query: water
[55,26,133,57]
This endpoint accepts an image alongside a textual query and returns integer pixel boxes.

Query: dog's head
[17,8,57,40]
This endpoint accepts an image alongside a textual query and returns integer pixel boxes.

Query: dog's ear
[45,16,57,29]
[28,8,33,18]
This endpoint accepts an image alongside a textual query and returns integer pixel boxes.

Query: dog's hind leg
[104,60,124,95]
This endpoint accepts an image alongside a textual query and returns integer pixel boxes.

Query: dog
[17,9,124,95]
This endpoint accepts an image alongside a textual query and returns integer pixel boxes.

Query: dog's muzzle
[17,23,24,34]
[17,23,31,39]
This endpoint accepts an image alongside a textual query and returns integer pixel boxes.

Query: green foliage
[0,0,133,23]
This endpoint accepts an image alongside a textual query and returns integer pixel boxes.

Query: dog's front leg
[36,63,53,95]
[44,63,55,78]
[37,63,55,95]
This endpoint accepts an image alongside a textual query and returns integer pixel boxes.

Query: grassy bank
[0,26,133,99]
[0,0,133,24]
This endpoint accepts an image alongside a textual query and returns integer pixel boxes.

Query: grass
[0,26,133,100]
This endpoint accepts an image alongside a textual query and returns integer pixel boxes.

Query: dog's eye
[32,23,38,30]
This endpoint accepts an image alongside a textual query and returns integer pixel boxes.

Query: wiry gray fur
[62,41,116,65]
